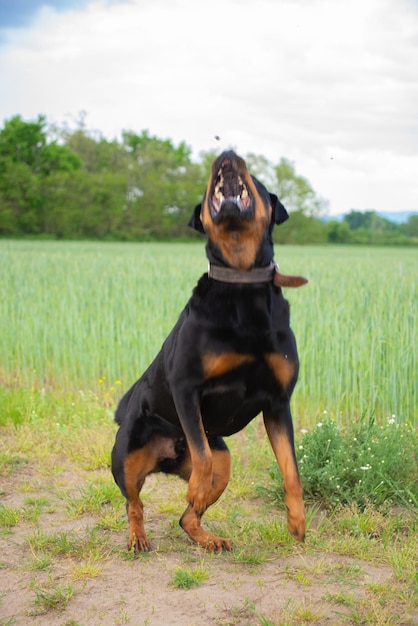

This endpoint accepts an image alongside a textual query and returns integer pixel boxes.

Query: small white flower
[300,429,308,434]
[298,445,303,450]
[317,422,323,428]
[360,465,371,471]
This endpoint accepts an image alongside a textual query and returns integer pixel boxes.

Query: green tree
[402,214,418,238]
[40,169,127,238]
[244,153,276,191]
[65,129,126,174]
[274,158,327,217]
[120,130,204,238]
[344,210,396,233]
[274,209,328,244]
[0,115,81,234]
[327,220,353,243]
[0,115,80,175]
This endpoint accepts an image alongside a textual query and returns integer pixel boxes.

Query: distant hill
[376,211,418,224]
[324,210,418,224]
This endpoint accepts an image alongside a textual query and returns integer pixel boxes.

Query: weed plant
[170,565,209,589]
[268,414,418,509]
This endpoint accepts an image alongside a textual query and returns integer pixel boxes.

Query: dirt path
[0,434,416,625]
[0,535,396,626]
[0,489,400,626]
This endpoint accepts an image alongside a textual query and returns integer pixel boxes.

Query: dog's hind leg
[178,437,232,552]
[263,405,305,542]
[122,446,158,553]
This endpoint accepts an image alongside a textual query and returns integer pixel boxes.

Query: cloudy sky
[0,0,417,215]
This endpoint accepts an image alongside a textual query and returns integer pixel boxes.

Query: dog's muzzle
[209,157,253,220]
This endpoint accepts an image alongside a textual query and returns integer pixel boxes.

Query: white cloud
[0,0,417,213]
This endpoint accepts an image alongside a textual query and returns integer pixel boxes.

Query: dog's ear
[270,193,289,225]
[188,203,205,233]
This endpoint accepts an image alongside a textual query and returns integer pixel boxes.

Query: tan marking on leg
[180,448,232,552]
[124,446,158,553]
[264,419,305,541]
[186,441,213,517]
[264,353,296,389]
[202,351,255,379]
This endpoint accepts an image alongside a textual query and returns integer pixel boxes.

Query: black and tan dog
[111,150,307,553]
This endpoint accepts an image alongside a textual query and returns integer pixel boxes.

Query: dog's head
[189,151,288,270]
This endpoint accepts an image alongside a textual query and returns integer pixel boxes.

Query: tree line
[0,114,416,244]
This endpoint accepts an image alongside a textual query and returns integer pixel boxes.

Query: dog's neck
[205,232,274,270]
[208,262,276,284]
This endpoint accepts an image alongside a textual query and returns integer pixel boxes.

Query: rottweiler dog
[111,150,307,553]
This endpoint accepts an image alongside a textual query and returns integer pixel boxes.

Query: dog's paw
[287,511,306,542]
[128,532,152,554]
[199,532,232,553]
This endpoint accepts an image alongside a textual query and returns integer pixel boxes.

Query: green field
[1,240,416,426]
[1,240,417,625]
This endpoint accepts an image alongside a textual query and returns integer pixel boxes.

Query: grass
[267,414,418,509]
[170,564,209,589]
[0,241,417,624]
[32,584,76,614]
[0,241,416,424]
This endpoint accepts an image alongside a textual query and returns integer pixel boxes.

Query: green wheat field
[1,240,416,427]
[1,240,417,625]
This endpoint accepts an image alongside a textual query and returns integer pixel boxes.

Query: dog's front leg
[263,403,306,542]
[174,393,231,551]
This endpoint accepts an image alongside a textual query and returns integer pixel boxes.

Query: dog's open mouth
[209,156,253,220]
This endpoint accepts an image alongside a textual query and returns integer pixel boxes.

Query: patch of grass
[65,477,121,518]
[170,565,209,589]
[274,598,324,625]
[25,553,53,571]
[292,599,323,622]
[0,618,17,626]
[0,503,42,527]
[268,414,418,510]
[323,590,356,606]
[25,527,111,561]
[232,546,269,566]
[0,453,29,476]
[334,592,416,626]
[216,598,257,624]
[70,558,102,581]
[95,507,126,531]
[0,505,20,528]
[32,584,76,614]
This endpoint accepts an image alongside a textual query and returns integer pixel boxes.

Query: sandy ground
[0,465,403,626]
